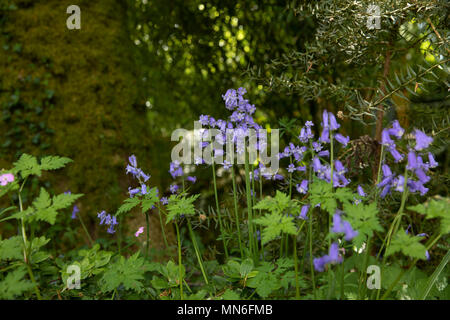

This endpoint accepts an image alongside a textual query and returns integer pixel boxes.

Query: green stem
[186,218,209,284]
[309,206,316,299]
[18,183,42,300]
[212,160,229,259]
[145,212,150,257]
[293,234,300,299]
[340,257,345,299]
[157,204,169,249]
[231,166,244,259]
[259,175,264,260]
[175,222,184,299]
[244,148,256,263]
[78,213,94,247]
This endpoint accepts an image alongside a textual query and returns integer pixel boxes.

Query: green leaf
[408,197,450,235]
[343,202,383,248]
[0,236,23,261]
[116,197,141,216]
[240,258,254,278]
[254,213,297,245]
[253,191,291,214]
[221,289,240,300]
[386,230,428,260]
[51,192,83,210]
[166,193,200,223]
[31,189,82,225]
[13,154,41,178]
[0,267,35,299]
[246,271,280,298]
[39,156,72,171]
[99,252,149,293]
[141,187,159,213]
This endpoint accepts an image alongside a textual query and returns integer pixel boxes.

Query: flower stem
[175,222,184,299]
[78,213,94,247]
[212,159,229,259]
[231,166,244,259]
[293,234,300,299]
[186,217,209,285]
[244,148,256,263]
[18,183,42,300]
[157,204,169,249]
[145,211,150,257]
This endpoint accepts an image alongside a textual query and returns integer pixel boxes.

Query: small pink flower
[0,173,14,186]
[135,226,144,237]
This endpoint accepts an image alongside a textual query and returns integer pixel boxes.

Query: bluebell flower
[170,184,179,194]
[319,127,330,143]
[381,129,395,146]
[342,221,358,241]
[328,112,340,130]
[407,151,418,170]
[199,115,209,126]
[427,152,438,168]
[296,180,309,194]
[388,120,404,138]
[414,129,433,151]
[126,155,150,182]
[357,185,366,197]
[71,205,79,219]
[334,133,349,146]
[298,205,310,220]
[318,150,330,157]
[187,176,197,184]
[388,145,404,163]
[322,110,329,128]
[169,161,183,179]
[222,89,238,110]
[97,211,118,234]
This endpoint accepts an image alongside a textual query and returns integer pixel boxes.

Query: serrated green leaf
[254,213,297,245]
[166,194,200,223]
[39,156,72,171]
[0,236,23,261]
[13,154,41,178]
[344,202,383,248]
[386,230,427,260]
[99,252,148,293]
[0,267,35,299]
[116,197,141,216]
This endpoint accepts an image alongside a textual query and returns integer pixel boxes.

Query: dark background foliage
[0,0,448,249]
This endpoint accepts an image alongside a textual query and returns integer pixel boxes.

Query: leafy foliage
[408,197,450,235]
[165,193,200,223]
[386,230,428,260]
[343,202,383,248]
[253,191,299,244]
[100,253,149,293]
[0,267,35,299]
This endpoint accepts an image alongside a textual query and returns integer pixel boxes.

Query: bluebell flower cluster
[377,121,437,198]
[97,210,118,234]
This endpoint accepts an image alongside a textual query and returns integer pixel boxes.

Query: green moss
[0,0,166,242]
